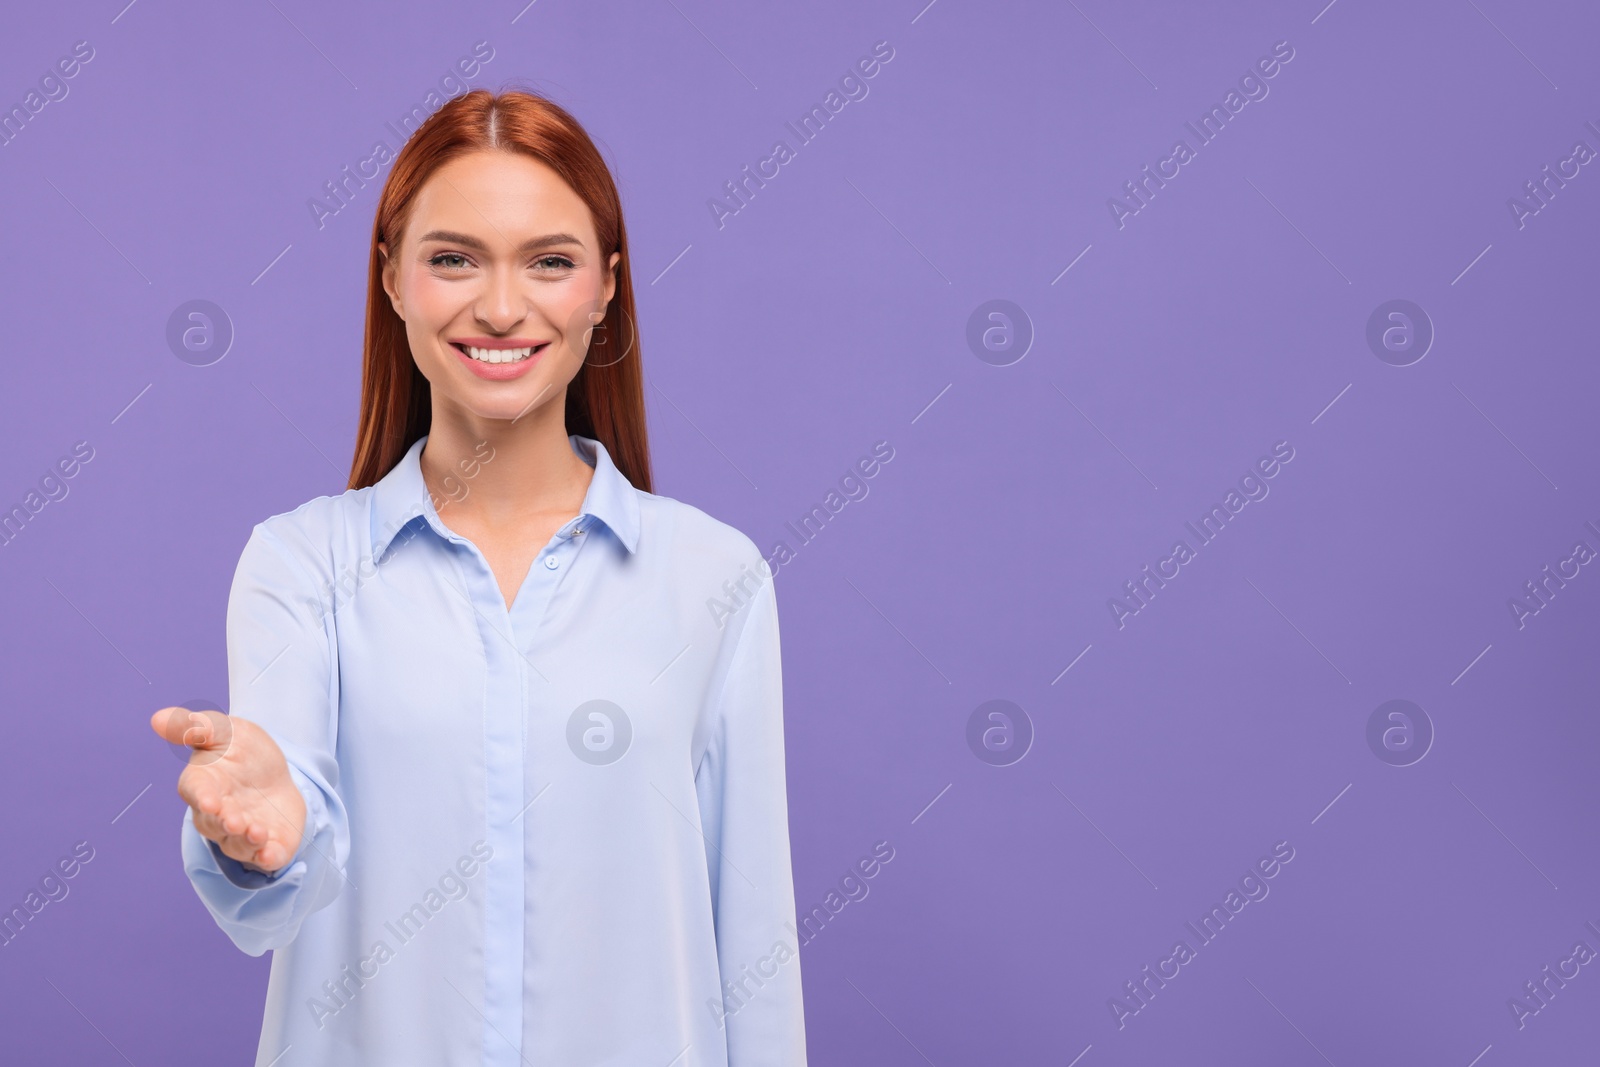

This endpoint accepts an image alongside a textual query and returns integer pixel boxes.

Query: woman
[149,88,807,1066]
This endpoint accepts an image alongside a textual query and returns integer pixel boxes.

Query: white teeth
[463,345,534,364]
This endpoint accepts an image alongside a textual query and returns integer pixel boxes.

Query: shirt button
[544,555,560,570]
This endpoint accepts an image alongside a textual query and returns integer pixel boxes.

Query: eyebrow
[417,229,586,253]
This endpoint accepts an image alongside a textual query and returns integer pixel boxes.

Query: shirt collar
[369,433,641,560]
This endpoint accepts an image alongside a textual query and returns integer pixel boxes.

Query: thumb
[151,706,233,753]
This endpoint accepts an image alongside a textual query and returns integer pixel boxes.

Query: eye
[428,252,471,270]
[533,254,575,271]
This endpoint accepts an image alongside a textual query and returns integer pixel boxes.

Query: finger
[237,837,280,872]
[194,809,226,844]
[194,798,228,832]
[191,791,235,840]
[151,706,196,744]
[255,840,285,871]
[218,835,256,866]
[213,822,257,864]
[154,706,229,750]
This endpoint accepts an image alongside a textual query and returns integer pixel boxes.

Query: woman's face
[379,149,621,425]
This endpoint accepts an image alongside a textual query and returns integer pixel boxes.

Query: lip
[452,336,544,349]
[450,340,548,381]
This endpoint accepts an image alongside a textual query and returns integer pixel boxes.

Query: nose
[475,263,524,331]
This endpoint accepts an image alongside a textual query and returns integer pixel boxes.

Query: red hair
[347,87,652,493]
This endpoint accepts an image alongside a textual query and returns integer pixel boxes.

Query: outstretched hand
[151,708,307,875]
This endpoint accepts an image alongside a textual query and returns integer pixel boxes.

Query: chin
[463,386,559,423]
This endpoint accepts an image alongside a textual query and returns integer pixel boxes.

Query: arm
[179,522,350,957]
[694,569,808,1064]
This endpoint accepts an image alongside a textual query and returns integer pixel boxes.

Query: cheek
[554,270,601,313]
[405,273,467,331]
[545,279,606,353]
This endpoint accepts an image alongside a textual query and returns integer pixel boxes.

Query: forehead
[405,150,597,248]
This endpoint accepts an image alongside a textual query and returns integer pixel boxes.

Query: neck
[419,389,593,529]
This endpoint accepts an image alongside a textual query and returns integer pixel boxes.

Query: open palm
[151,708,307,874]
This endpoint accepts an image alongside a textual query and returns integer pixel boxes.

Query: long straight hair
[346,87,652,494]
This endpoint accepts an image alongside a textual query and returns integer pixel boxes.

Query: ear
[601,251,621,308]
[378,240,404,321]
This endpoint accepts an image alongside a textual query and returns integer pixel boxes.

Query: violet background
[2,0,1597,1063]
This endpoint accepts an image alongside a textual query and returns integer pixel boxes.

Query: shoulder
[635,489,770,580]
[240,486,377,589]
[637,490,780,653]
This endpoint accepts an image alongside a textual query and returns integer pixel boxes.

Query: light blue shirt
[180,433,807,1066]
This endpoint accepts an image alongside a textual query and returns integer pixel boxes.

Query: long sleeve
[180,521,350,957]
[694,569,808,1064]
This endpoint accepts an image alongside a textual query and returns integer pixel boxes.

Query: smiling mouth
[452,342,548,365]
